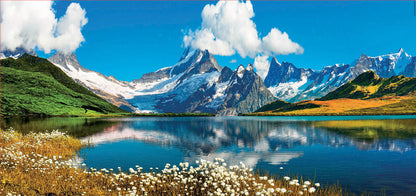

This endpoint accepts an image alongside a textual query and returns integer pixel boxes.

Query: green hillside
[250,71,416,116]
[1,54,126,116]
[254,100,319,113]
[254,100,291,112]
[319,70,416,101]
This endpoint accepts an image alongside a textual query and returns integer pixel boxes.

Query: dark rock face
[403,57,416,77]
[216,64,276,116]
[264,57,315,87]
[152,52,275,116]
[133,68,171,84]
[48,52,84,71]
[135,50,275,115]
[218,67,234,83]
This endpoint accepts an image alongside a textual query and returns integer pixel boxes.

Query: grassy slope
[254,100,291,112]
[1,55,126,116]
[250,71,416,116]
[319,70,416,100]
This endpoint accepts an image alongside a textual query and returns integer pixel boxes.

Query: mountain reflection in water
[82,117,416,165]
[9,116,413,195]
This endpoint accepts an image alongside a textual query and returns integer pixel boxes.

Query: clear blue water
[39,116,416,195]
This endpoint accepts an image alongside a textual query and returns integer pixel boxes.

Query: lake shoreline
[244,112,416,116]
[2,116,415,195]
[1,129,343,195]
[2,112,416,119]
[0,112,215,118]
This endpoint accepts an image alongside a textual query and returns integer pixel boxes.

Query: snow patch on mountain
[132,73,182,96]
[174,71,220,102]
[264,48,415,102]
[268,75,309,101]
[237,65,245,78]
[207,81,229,109]
[53,62,136,99]
[371,48,412,75]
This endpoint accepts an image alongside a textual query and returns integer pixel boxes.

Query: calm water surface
[3,116,416,195]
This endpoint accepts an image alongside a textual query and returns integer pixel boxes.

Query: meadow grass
[1,128,346,196]
[247,96,416,116]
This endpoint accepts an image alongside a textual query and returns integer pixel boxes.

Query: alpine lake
[2,115,416,195]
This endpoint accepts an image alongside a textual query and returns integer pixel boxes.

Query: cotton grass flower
[309,187,316,193]
[1,128,338,196]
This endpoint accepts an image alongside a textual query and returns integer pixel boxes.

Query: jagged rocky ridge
[264,48,416,102]
[48,49,276,116]
[7,47,413,115]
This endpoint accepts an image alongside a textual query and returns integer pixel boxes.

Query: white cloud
[184,0,303,60]
[183,29,235,56]
[1,1,88,54]
[253,55,270,79]
[229,59,237,63]
[262,28,304,55]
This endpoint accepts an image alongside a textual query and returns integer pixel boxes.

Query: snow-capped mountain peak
[237,64,245,71]
[264,49,415,102]
[271,57,280,66]
[246,63,254,71]
[48,52,83,71]
[1,47,37,59]
[397,48,409,57]
[48,48,275,115]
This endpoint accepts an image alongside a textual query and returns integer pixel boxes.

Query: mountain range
[47,49,276,116]
[254,71,416,115]
[264,48,415,102]
[2,47,415,116]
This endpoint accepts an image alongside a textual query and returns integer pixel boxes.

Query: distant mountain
[1,54,126,116]
[49,49,276,116]
[319,70,416,100]
[265,48,416,102]
[253,71,416,115]
[1,47,37,59]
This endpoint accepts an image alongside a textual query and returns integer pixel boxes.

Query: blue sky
[39,1,416,81]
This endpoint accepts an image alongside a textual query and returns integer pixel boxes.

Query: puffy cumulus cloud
[184,0,259,58]
[184,28,235,56]
[262,28,304,55]
[200,0,261,58]
[184,0,303,60]
[253,55,270,79]
[1,1,88,54]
